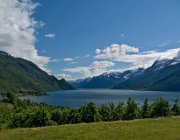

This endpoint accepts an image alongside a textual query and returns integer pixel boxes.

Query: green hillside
[0,51,74,93]
[0,117,179,140]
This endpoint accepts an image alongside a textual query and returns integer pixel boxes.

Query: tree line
[0,93,179,129]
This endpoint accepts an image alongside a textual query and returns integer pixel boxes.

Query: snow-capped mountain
[113,55,180,91]
[146,54,180,72]
[71,68,144,89]
[72,53,180,91]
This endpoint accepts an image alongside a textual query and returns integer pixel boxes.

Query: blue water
[21,89,180,108]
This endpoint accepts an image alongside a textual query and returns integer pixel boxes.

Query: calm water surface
[21,89,180,108]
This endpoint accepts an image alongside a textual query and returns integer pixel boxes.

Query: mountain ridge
[113,57,180,91]
[0,51,74,93]
[71,68,144,89]
[71,55,180,91]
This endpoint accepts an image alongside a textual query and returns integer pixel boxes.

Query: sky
[0,0,180,80]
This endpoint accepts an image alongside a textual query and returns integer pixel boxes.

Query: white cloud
[0,0,50,72]
[50,58,62,62]
[63,58,74,62]
[158,41,170,47]
[95,44,180,68]
[75,54,90,59]
[50,54,90,64]
[56,73,76,81]
[44,33,56,39]
[95,44,139,59]
[90,61,114,68]
[58,44,180,80]
[63,61,114,79]
[96,48,101,54]
[63,66,91,79]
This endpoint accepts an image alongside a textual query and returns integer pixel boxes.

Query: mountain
[72,54,180,91]
[113,56,180,91]
[0,51,74,93]
[71,68,144,88]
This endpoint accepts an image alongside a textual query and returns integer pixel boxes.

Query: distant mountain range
[71,54,180,91]
[71,68,144,89]
[0,51,74,93]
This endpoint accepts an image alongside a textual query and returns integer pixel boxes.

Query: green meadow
[0,117,179,140]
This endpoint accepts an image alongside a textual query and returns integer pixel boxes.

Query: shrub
[33,108,51,127]
[171,98,180,115]
[116,102,126,120]
[1,93,179,129]
[150,97,171,117]
[80,102,100,123]
[51,110,63,125]
[99,103,111,121]
[125,98,140,120]
[141,98,150,118]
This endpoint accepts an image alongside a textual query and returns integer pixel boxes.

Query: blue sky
[1,0,180,80]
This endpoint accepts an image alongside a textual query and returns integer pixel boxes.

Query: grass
[0,117,180,140]
[0,102,13,129]
[0,102,13,108]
